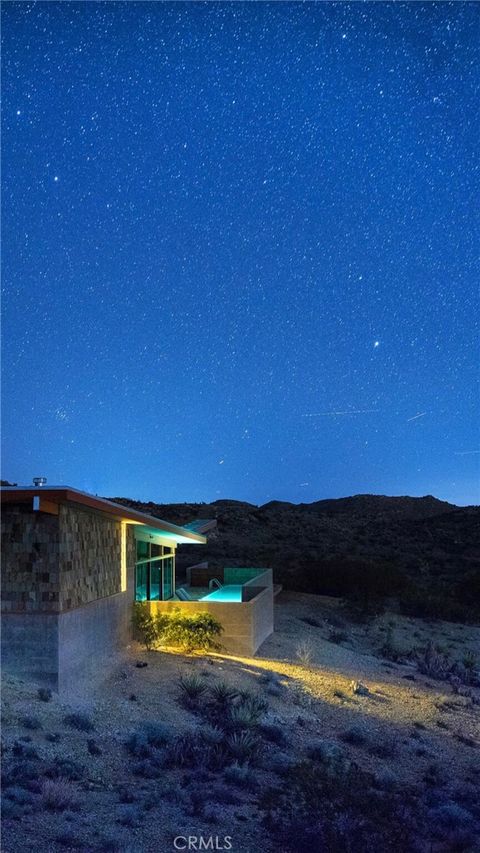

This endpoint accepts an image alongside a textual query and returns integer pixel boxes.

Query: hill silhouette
[109,493,480,621]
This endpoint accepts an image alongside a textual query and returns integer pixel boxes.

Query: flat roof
[0,486,206,545]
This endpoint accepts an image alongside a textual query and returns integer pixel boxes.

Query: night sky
[2,2,479,506]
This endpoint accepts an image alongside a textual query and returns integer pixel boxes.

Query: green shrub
[133,605,223,653]
[159,610,223,653]
[132,603,158,650]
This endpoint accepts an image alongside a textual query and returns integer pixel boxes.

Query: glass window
[134,537,175,601]
[135,563,148,601]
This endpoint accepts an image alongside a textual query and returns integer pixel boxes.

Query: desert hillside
[110,494,480,622]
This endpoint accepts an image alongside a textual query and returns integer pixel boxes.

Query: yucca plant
[226,730,259,764]
[199,724,224,745]
[177,674,208,710]
[209,681,239,706]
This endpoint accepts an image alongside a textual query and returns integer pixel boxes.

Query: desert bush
[329,629,348,644]
[339,726,368,746]
[63,712,94,732]
[38,687,52,702]
[12,740,39,759]
[2,760,41,789]
[260,758,417,852]
[20,715,42,730]
[374,768,398,791]
[369,737,397,759]
[3,786,36,807]
[141,721,170,747]
[45,757,84,781]
[224,761,257,789]
[417,641,450,680]
[380,627,404,662]
[428,802,474,831]
[41,778,79,811]
[259,723,288,747]
[87,738,102,755]
[117,804,141,826]
[306,740,350,776]
[131,758,163,779]
[269,752,294,777]
[208,784,241,806]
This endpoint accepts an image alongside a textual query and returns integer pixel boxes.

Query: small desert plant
[209,681,238,706]
[329,629,348,644]
[199,724,224,745]
[63,712,94,732]
[131,758,163,779]
[369,737,397,759]
[226,730,259,763]
[462,651,477,672]
[178,674,208,709]
[20,715,42,730]
[259,723,288,747]
[224,761,257,789]
[117,804,141,826]
[417,641,450,680]
[141,722,170,747]
[37,687,52,702]
[228,699,264,730]
[339,726,368,746]
[45,757,84,781]
[295,639,314,668]
[41,778,79,811]
[380,627,402,662]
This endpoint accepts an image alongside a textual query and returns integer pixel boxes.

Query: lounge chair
[176,587,193,601]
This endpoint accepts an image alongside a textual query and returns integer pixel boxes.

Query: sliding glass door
[134,537,175,601]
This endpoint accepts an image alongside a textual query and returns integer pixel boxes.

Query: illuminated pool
[201,584,243,602]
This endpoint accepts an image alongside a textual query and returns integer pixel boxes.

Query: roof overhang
[0,486,206,545]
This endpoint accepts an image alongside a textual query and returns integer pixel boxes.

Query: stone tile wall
[1,505,61,613]
[58,504,123,610]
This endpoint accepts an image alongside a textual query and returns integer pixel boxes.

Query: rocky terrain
[2,593,480,852]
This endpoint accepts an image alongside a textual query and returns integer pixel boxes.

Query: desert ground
[2,592,479,853]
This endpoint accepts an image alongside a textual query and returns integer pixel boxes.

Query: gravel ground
[1,592,479,852]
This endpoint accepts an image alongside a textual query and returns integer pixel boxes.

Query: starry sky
[2,2,479,506]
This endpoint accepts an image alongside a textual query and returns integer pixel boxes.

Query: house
[1,485,274,692]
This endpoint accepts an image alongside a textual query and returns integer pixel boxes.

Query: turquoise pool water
[201,584,243,602]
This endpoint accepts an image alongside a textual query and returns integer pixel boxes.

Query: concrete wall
[57,592,131,693]
[145,585,274,656]
[1,613,59,687]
